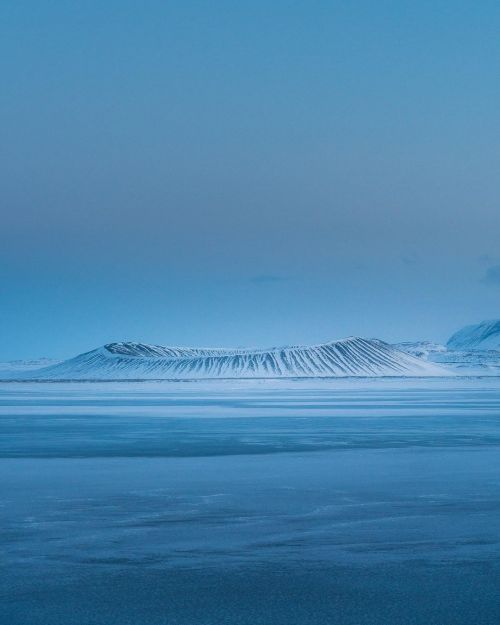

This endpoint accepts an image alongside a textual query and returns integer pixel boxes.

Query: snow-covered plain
[2,377,500,625]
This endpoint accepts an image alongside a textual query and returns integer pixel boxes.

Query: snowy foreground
[1,377,500,625]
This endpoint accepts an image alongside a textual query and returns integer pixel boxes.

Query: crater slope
[22,337,448,380]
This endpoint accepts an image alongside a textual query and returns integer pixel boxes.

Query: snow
[10,337,448,380]
[447,319,500,350]
[6,320,500,380]
[0,358,60,376]
[395,321,500,374]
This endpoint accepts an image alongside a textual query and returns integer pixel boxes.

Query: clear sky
[2,0,500,359]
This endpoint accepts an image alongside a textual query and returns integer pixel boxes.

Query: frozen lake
[1,378,500,624]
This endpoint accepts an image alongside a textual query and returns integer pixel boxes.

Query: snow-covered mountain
[447,320,500,351]
[395,341,500,373]
[17,337,447,380]
[394,320,500,374]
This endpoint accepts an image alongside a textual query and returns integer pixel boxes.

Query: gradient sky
[2,0,500,359]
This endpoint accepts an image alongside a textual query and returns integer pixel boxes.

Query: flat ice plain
[1,378,500,624]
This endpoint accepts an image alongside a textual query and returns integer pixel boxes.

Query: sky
[1,0,500,359]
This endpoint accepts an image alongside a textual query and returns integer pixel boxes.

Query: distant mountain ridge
[447,320,500,351]
[16,337,446,380]
[0,358,60,375]
[395,319,500,374]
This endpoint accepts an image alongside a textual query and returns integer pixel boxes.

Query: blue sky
[2,1,500,359]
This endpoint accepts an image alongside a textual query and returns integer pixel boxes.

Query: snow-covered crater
[17,337,447,380]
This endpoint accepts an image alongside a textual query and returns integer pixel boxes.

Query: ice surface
[1,378,500,624]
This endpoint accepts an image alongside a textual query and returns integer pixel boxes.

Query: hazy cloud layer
[1,1,500,358]
[483,266,500,286]
[249,275,290,284]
